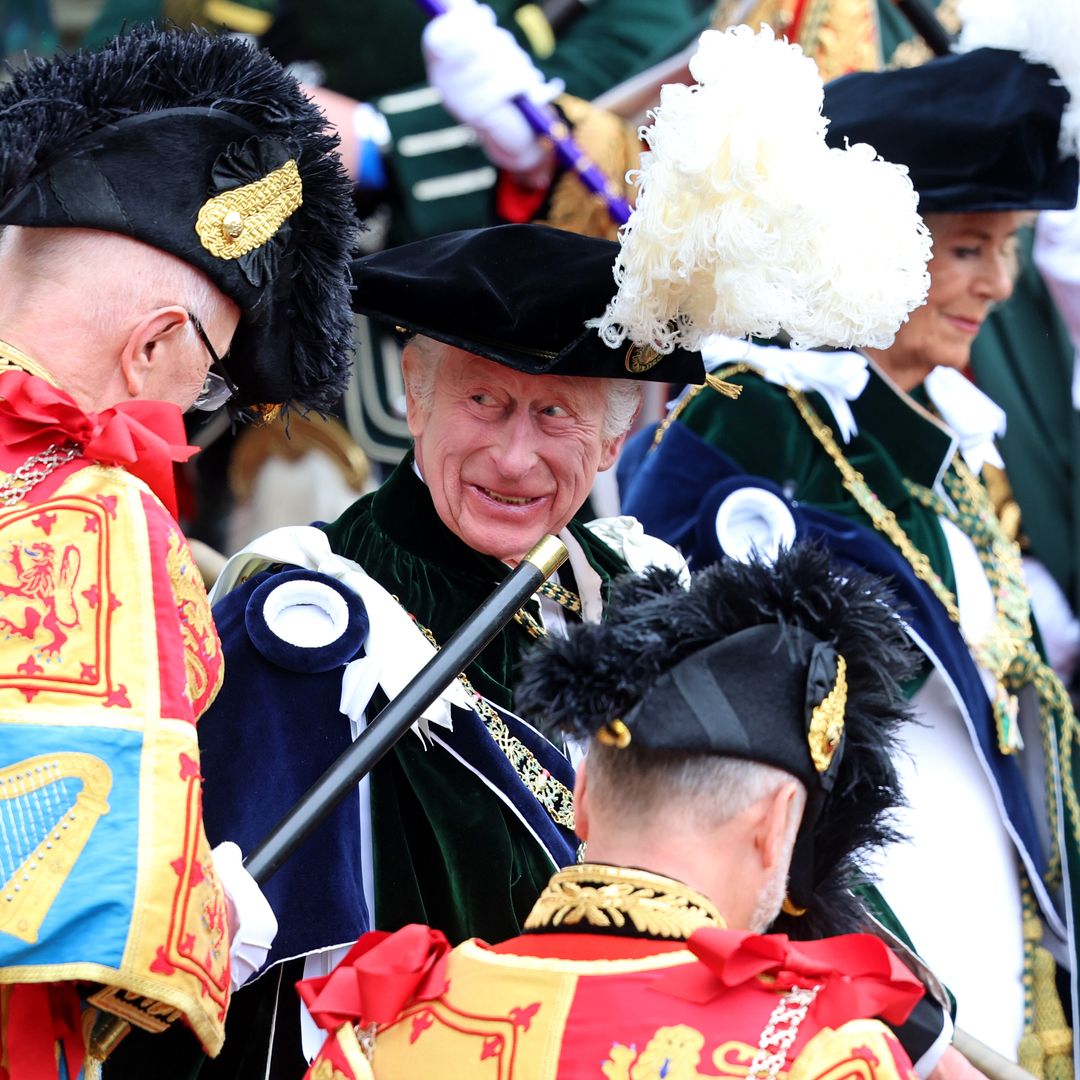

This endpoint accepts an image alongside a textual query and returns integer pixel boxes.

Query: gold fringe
[705,374,744,400]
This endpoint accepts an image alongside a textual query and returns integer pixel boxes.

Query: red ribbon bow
[0,369,197,518]
[654,929,925,1028]
[296,924,452,1031]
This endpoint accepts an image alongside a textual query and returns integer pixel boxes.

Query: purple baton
[415,0,633,226]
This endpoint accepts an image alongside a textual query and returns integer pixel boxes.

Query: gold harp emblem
[0,753,112,943]
[195,159,303,260]
[807,655,847,773]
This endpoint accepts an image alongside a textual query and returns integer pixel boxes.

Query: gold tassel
[705,374,744,400]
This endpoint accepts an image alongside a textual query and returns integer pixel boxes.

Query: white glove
[422,0,563,175]
[212,841,279,991]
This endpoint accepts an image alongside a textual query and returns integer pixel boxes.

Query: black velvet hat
[349,223,706,384]
[515,544,916,936]
[0,26,358,413]
[823,48,1078,213]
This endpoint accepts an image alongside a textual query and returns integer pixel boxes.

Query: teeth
[483,489,533,505]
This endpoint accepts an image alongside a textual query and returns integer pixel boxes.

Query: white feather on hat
[591,25,932,357]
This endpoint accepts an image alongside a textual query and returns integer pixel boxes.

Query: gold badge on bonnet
[195,159,303,260]
[807,654,847,773]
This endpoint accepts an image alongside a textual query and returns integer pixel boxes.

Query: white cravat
[700,334,869,442]
[923,366,1006,474]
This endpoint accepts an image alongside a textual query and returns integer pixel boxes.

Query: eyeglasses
[187,311,239,413]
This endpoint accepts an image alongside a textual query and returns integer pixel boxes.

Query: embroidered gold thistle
[808,654,846,773]
[524,864,725,939]
[195,159,303,259]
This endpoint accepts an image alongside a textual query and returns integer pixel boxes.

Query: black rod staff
[89,533,569,1061]
[244,532,568,882]
[891,0,953,57]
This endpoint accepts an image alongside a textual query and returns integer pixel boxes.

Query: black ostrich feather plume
[515,543,917,938]
[0,25,357,412]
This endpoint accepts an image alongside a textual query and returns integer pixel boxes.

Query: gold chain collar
[513,578,583,639]
[407,612,575,831]
[790,387,1080,888]
[524,863,726,940]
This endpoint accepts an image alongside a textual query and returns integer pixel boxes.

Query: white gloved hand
[422,0,562,175]
[212,841,279,991]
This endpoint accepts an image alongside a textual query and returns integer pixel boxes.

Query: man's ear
[573,757,590,844]
[598,428,631,473]
[758,780,802,872]
[401,344,427,440]
[119,306,190,398]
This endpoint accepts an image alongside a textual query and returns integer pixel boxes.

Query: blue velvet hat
[823,48,1079,213]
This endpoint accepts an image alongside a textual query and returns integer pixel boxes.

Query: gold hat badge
[807,654,847,773]
[195,158,303,260]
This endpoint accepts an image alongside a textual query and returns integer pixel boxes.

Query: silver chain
[0,441,83,506]
[747,984,823,1080]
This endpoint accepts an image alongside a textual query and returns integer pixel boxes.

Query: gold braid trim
[524,863,725,939]
[409,617,575,831]
[195,159,303,260]
[791,389,1080,890]
[652,364,751,450]
[0,339,60,385]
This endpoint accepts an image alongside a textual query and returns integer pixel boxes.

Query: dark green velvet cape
[321,453,629,944]
[679,366,959,603]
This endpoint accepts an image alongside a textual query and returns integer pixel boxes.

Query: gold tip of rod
[523,535,569,579]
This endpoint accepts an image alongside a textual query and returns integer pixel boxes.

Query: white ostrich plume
[592,25,932,357]
[958,0,1080,156]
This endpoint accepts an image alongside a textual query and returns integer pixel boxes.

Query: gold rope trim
[195,159,303,260]
[652,363,750,450]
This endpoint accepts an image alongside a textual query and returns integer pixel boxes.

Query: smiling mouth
[946,315,982,334]
[476,486,541,506]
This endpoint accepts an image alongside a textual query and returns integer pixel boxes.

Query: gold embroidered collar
[523,863,726,941]
[0,339,59,385]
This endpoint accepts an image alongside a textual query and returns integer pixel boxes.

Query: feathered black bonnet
[0,25,358,413]
[515,544,916,938]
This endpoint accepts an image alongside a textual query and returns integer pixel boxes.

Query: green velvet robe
[322,452,629,943]
[679,366,959,602]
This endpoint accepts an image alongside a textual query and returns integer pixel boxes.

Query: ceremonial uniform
[621,359,1078,1068]
[190,223,701,1079]
[194,455,685,1076]
[302,864,925,1080]
[0,347,228,1075]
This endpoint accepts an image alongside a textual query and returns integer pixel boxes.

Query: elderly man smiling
[191,223,703,1079]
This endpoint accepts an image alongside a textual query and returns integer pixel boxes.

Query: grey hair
[0,226,233,347]
[586,743,806,832]
[403,333,642,440]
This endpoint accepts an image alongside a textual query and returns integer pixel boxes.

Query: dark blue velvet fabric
[622,420,1047,880]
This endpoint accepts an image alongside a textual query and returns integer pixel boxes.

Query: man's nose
[491,411,540,478]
